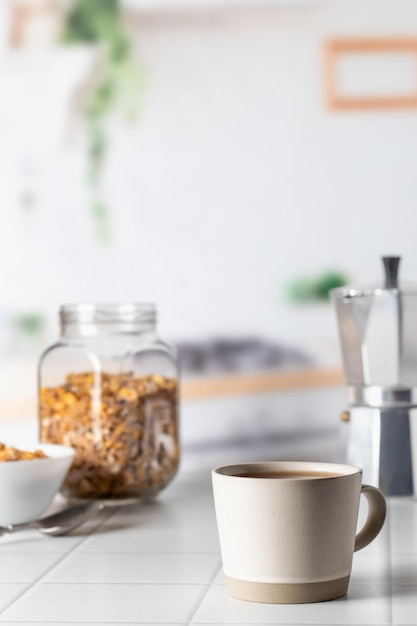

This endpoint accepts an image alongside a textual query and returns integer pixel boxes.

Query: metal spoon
[0,502,103,537]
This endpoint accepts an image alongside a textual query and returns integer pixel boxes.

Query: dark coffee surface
[235,470,342,479]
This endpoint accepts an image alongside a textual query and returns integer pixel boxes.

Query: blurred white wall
[1,0,417,361]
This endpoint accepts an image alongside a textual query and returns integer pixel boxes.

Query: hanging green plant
[62,0,143,241]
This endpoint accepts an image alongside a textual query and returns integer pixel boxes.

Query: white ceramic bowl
[0,442,75,525]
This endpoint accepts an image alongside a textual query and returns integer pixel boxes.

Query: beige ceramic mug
[212,461,386,604]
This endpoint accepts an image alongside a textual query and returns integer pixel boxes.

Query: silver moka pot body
[332,256,417,496]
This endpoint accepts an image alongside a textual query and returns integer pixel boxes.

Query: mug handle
[354,484,387,552]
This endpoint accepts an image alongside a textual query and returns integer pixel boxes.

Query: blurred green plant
[63,0,143,241]
[14,312,45,337]
[287,270,349,304]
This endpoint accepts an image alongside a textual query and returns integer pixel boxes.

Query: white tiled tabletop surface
[0,467,416,625]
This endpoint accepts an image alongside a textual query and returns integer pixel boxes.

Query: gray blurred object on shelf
[332,256,417,496]
[176,337,313,375]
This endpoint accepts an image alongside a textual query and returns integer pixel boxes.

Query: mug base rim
[225,575,350,604]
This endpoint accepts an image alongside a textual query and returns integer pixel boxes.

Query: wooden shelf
[0,368,344,417]
[181,367,344,400]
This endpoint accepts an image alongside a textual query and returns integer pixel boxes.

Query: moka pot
[331,256,417,496]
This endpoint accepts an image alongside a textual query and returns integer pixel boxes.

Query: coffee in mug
[235,470,341,479]
[212,461,386,604]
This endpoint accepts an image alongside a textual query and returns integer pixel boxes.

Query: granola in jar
[40,371,179,500]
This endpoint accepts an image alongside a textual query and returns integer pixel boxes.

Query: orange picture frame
[325,38,417,111]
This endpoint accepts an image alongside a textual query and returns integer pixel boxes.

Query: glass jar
[38,303,179,502]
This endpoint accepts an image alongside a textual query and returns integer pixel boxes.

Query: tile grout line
[0,619,188,626]
[186,556,223,626]
[38,581,218,586]
[71,549,221,554]
[0,583,32,619]
[0,547,85,616]
[0,539,86,617]
[0,507,117,617]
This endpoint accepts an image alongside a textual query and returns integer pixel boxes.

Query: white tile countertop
[0,465,416,625]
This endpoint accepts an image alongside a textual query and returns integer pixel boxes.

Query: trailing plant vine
[63,0,143,241]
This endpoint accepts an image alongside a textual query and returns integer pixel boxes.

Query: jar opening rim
[60,303,156,325]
